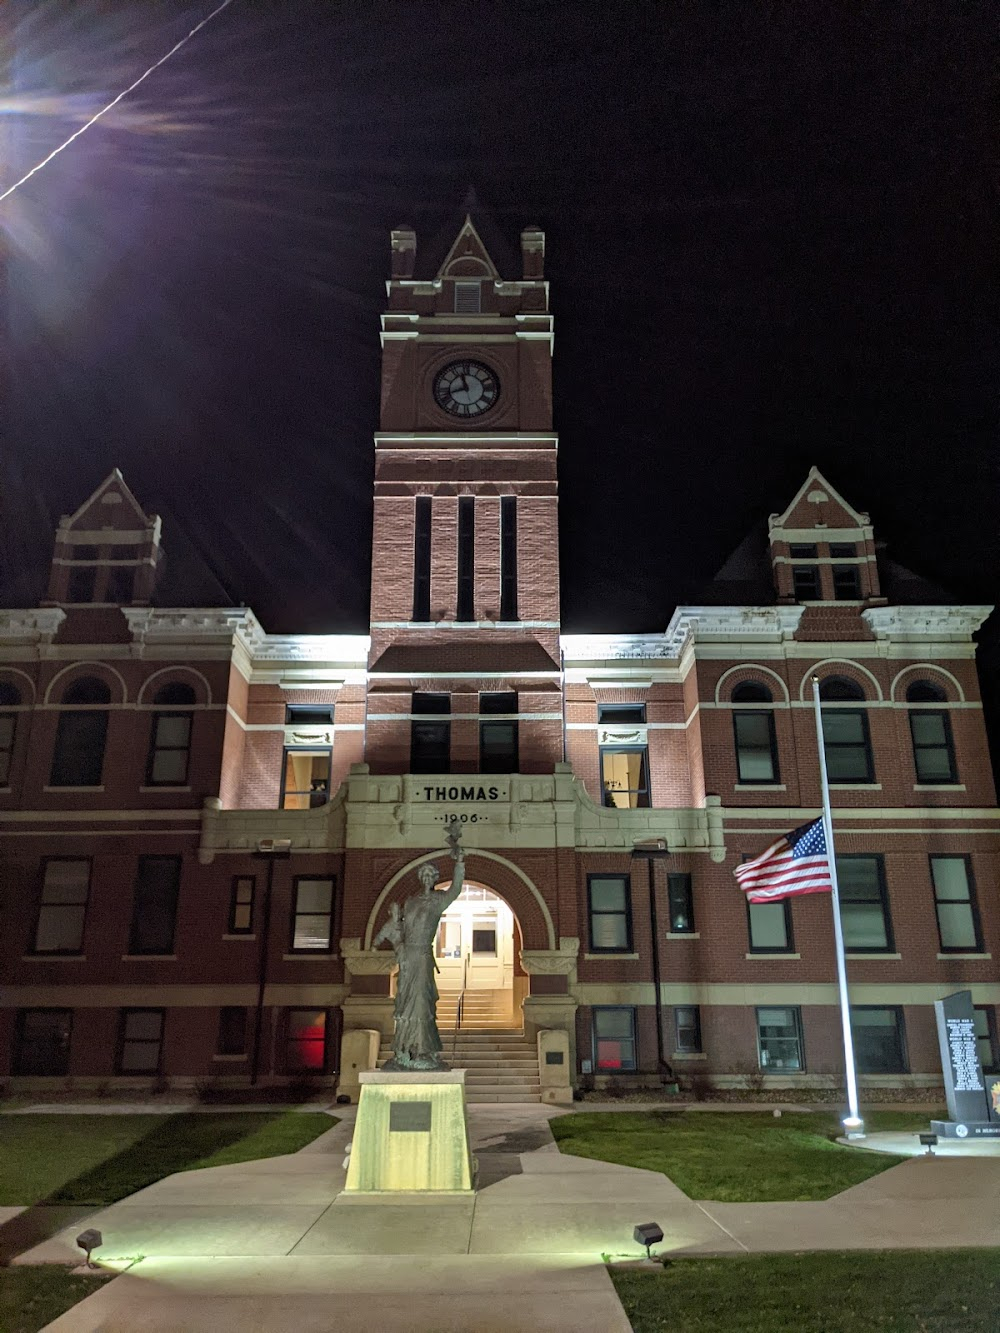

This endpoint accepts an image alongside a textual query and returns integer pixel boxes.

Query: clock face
[433,360,500,418]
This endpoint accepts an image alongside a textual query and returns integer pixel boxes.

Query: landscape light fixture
[842,1114,865,1140]
[633,1222,664,1261]
[76,1228,103,1268]
[919,1132,938,1156]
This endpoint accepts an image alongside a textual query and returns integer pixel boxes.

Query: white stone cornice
[0,608,66,645]
[560,634,681,662]
[124,607,263,652]
[249,634,370,665]
[674,606,806,643]
[862,606,994,642]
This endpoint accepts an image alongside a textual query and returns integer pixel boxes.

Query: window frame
[821,707,875,784]
[413,496,432,622]
[0,708,16,785]
[746,896,795,954]
[973,1006,999,1074]
[127,855,182,956]
[836,853,895,954]
[599,745,650,808]
[667,873,695,933]
[832,564,862,600]
[289,875,335,954]
[500,496,518,621]
[792,565,821,600]
[217,1006,248,1057]
[674,1005,702,1054]
[930,854,983,954]
[32,857,91,956]
[228,875,257,935]
[280,746,332,810]
[285,1007,330,1074]
[592,1005,637,1072]
[49,709,109,787]
[909,709,958,784]
[456,495,475,622]
[755,1005,805,1072]
[145,710,193,787]
[116,1007,165,1076]
[587,872,634,954]
[732,709,780,784]
[13,1008,74,1077]
[849,1005,909,1075]
[410,692,451,774]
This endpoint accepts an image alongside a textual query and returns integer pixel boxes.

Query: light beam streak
[0,0,236,204]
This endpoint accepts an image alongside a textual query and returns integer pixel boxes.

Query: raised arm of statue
[440,819,466,911]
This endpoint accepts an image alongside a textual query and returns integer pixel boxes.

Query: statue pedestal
[343,1070,475,1196]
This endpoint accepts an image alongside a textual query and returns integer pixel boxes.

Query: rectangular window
[480,694,518,775]
[789,543,818,559]
[500,496,518,622]
[821,709,874,783]
[50,711,108,786]
[67,565,96,603]
[281,749,331,809]
[850,1007,908,1074]
[117,1008,164,1074]
[974,1007,998,1073]
[593,1006,637,1071]
[829,543,856,558]
[128,856,181,955]
[587,873,632,952]
[837,855,893,952]
[291,877,334,952]
[667,873,694,933]
[472,927,497,955]
[756,1006,803,1070]
[600,749,650,808]
[457,496,475,622]
[228,876,256,934]
[217,1007,248,1056]
[674,1005,702,1054]
[0,712,16,785]
[931,855,982,952]
[146,713,192,786]
[747,898,793,953]
[832,565,861,599]
[792,566,821,600]
[33,859,90,954]
[733,711,779,783]
[909,711,957,783]
[454,280,481,314]
[287,1008,328,1072]
[13,1009,73,1076]
[285,705,334,726]
[105,566,134,604]
[598,703,646,726]
[411,692,451,774]
[413,496,432,622]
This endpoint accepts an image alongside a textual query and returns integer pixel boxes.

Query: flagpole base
[843,1115,866,1140]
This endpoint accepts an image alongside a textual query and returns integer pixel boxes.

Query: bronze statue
[374,819,466,1070]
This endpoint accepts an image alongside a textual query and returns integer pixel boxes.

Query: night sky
[1,1,995,642]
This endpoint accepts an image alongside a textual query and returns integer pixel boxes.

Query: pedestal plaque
[343,1069,475,1195]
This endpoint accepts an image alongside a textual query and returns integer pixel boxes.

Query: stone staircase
[436,987,515,1031]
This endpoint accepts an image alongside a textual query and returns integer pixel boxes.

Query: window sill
[22,954,87,962]
[282,952,337,960]
[734,783,787,792]
[666,932,700,940]
[139,785,192,793]
[745,952,801,960]
[671,1051,707,1061]
[830,783,882,791]
[845,952,901,960]
[937,952,991,960]
[121,954,177,961]
[42,785,105,793]
[212,1053,248,1062]
[223,933,257,941]
[915,784,965,792]
[584,952,640,961]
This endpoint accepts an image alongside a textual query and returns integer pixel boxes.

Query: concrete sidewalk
[12,1104,1000,1331]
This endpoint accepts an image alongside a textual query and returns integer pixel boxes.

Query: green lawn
[0,1112,334,1207]
[552,1110,936,1201]
[0,1266,111,1333]
[610,1251,1000,1332]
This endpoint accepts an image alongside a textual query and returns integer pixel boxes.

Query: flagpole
[811,675,864,1137]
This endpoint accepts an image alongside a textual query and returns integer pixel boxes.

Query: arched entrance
[434,880,523,1030]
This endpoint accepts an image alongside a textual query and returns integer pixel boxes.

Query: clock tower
[366,201,562,775]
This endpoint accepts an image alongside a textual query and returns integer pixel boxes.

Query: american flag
[734,818,834,902]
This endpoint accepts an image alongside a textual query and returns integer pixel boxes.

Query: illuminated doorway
[435,883,515,993]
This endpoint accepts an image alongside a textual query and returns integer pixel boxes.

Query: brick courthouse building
[2,209,998,1098]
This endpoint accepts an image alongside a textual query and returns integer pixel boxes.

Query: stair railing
[452,952,469,1061]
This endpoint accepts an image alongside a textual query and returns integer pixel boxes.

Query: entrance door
[435,884,514,991]
[14,1009,73,1075]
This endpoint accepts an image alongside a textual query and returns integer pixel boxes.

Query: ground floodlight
[842,1115,865,1139]
[76,1228,102,1268]
[919,1132,938,1156]
[633,1222,664,1260]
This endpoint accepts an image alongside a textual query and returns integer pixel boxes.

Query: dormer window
[792,566,821,600]
[454,281,482,314]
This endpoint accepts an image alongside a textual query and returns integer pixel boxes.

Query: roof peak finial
[462,184,478,214]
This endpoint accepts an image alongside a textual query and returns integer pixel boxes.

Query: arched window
[731,681,779,783]
[147,681,196,786]
[906,679,957,782]
[818,675,873,783]
[50,676,112,786]
[0,681,21,786]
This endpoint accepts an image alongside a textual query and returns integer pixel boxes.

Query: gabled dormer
[768,467,883,605]
[44,470,162,608]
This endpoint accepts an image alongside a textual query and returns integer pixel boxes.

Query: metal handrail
[452,953,469,1060]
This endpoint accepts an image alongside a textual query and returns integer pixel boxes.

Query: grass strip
[0,1265,111,1333]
